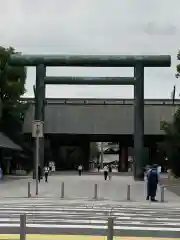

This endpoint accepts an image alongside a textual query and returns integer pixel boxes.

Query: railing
[19,214,114,240]
[20,97,180,105]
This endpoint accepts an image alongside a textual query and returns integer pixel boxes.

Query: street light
[100,142,104,169]
[171,85,176,117]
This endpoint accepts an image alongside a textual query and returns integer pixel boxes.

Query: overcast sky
[0,0,180,99]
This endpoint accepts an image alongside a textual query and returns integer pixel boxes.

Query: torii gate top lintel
[9,54,171,67]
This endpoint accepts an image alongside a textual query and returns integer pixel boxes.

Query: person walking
[157,164,162,181]
[97,164,100,172]
[78,164,83,176]
[146,164,159,202]
[103,165,108,180]
[44,165,50,183]
[108,164,112,180]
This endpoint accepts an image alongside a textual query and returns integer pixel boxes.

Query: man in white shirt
[103,165,108,180]
[78,164,83,176]
[157,165,162,182]
[157,165,161,174]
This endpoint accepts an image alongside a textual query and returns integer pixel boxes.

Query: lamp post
[171,85,176,117]
[100,142,104,169]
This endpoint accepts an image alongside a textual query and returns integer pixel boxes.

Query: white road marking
[0,201,179,233]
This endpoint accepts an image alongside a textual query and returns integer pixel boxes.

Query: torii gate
[9,54,171,180]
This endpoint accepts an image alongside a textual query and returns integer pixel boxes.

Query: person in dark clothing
[97,164,100,172]
[146,165,159,201]
[108,164,112,180]
[44,165,49,183]
[38,165,41,183]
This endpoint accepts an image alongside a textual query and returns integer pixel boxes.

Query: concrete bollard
[127,184,131,201]
[94,183,98,200]
[160,186,165,202]
[28,182,31,198]
[107,217,114,240]
[20,214,26,240]
[61,182,65,198]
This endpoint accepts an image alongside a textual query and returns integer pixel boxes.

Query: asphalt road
[0,199,179,238]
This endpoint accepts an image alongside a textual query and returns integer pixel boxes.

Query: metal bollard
[107,217,114,240]
[127,184,131,201]
[20,214,26,240]
[160,186,165,202]
[61,182,65,198]
[94,183,98,200]
[28,182,31,198]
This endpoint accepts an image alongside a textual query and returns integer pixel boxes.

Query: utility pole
[32,120,44,196]
[171,85,176,117]
[100,142,104,169]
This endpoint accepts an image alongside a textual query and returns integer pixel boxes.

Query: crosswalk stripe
[0,199,179,237]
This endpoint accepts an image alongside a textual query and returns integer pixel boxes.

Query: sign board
[32,120,44,138]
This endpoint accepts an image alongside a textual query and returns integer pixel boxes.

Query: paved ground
[161,177,180,197]
[0,174,179,203]
[0,198,179,238]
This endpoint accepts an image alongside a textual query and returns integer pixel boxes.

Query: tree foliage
[0,46,27,141]
[161,108,180,177]
[160,51,180,177]
[176,50,180,78]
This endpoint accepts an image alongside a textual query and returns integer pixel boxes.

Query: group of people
[77,163,113,180]
[96,163,113,180]
[145,164,161,202]
[38,164,50,183]
[38,161,161,202]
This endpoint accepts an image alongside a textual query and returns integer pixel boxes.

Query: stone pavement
[0,174,179,203]
[161,177,180,197]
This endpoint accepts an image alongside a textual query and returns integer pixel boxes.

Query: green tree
[160,50,180,177]
[176,50,180,78]
[0,46,27,141]
[161,108,180,177]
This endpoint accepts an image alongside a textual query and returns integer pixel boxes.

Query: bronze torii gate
[9,54,171,180]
